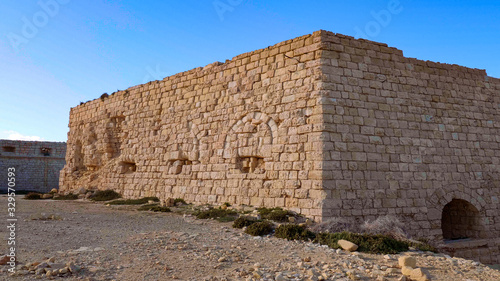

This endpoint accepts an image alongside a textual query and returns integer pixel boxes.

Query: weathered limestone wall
[0,140,66,193]
[59,31,326,219]
[60,30,500,264]
[318,31,500,264]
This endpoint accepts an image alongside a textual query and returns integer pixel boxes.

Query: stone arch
[427,183,491,240]
[428,183,486,212]
[223,112,278,157]
[441,199,486,240]
[223,112,278,173]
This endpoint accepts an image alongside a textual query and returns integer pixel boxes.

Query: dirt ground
[1,196,499,281]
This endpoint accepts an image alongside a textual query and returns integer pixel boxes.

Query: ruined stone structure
[60,30,500,263]
[1,140,66,193]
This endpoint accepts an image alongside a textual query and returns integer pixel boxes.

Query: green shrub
[257,207,294,222]
[217,216,237,222]
[25,193,42,200]
[233,216,259,229]
[90,190,121,201]
[108,197,159,205]
[195,208,237,220]
[53,193,78,200]
[138,204,171,212]
[411,241,438,253]
[275,224,316,241]
[245,221,274,236]
[314,232,409,254]
[173,198,187,205]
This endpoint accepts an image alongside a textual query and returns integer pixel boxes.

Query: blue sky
[1,0,499,142]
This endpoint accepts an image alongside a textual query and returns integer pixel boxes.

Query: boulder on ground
[338,239,358,252]
[399,256,417,268]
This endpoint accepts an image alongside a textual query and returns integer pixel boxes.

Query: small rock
[346,271,359,280]
[410,268,430,281]
[67,262,81,273]
[386,268,399,273]
[338,240,358,252]
[383,255,392,260]
[303,256,311,262]
[50,188,58,193]
[397,276,408,281]
[42,193,53,199]
[59,268,68,274]
[401,266,413,276]
[275,273,287,281]
[398,256,416,268]
[35,268,45,275]
[77,187,87,194]
[218,257,227,262]
[16,270,29,276]
[0,256,10,265]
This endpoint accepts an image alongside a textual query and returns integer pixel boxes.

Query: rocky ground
[0,196,499,281]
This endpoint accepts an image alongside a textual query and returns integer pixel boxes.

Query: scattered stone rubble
[2,197,499,281]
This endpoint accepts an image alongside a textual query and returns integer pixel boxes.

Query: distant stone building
[59,30,500,263]
[0,140,66,193]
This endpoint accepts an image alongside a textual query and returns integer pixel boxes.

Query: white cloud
[0,130,44,141]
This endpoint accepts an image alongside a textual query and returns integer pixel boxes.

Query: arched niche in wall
[441,199,486,240]
[223,112,278,174]
[427,183,491,241]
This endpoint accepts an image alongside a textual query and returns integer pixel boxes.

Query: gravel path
[0,196,499,281]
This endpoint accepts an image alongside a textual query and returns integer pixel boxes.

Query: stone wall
[59,31,326,219]
[318,31,500,264]
[59,30,500,264]
[0,140,66,193]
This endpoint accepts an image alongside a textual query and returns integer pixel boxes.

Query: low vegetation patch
[244,221,274,236]
[257,207,295,222]
[108,197,159,205]
[24,192,43,200]
[174,198,187,205]
[53,193,79,200]
[138,204,171,212]
[90,190,121,201]
[314,232,409,254]
[232,216,260,229]
[310,217,360,233]
[194,208,238,222]
[275,224,316,241]
[411,241,438,253]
